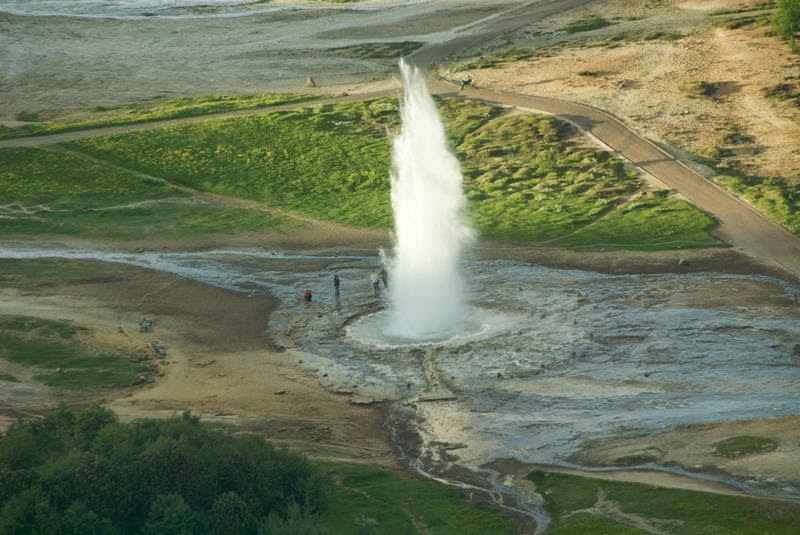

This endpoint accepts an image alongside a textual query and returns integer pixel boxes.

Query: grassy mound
[559,192,722,250]
[773,0,800,51]
[459,114,640,241]
[562,15,613,34]
[712,436,778,458]
[715,174,800,234]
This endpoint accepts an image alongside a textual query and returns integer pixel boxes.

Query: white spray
[385,60,474,340]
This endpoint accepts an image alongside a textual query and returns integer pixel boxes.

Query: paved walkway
[441,82,800,279]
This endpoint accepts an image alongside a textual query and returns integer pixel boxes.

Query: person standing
[333,274,341,298]
[379,268,388,288]
[370,272,380,297]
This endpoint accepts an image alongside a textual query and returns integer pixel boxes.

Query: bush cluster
[774,0,800,50]
[0,407,325,534]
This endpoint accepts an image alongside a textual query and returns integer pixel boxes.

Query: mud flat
[571,416,800,488]
[0,1,524,118]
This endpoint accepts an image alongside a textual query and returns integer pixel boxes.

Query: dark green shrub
[0,406,325,534]
[774,0,800,50]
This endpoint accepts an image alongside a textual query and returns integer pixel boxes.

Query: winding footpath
[445,83,800,281]
[1,0,799,280]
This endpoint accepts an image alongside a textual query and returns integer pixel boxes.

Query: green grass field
[529,470,800,534]
[57,97,720,249]
[559,192,722,250]
[320,463,516,534]
[715,174,800,234]
[712,436,778,458]
[0,315,150,389]
[63,97,495,229]
[0,93,318,141]
[0,147,287,239]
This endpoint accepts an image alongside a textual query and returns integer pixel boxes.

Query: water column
[385,60,474,340]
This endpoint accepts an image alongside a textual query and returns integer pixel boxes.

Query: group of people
[370,269,388,296]
[302,268,387,303]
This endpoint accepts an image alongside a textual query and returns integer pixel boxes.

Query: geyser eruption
[385,60,474,340]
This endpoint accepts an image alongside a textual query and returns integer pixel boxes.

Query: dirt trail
[569,488,673,535]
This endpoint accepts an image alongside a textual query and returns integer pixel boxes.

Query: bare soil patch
[0,259,396,466]
[473,242,800,286]
[450,0,800,194]
[572,417,800,485]
[0,1,522,118]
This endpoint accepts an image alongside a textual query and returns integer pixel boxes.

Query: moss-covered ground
[0,92,317,141]
[0,147,287,239]
[529,470,800,534]
[43,97,722,249]
[0,315,150,389]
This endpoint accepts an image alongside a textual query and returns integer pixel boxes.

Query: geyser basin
[346,307,521,348]
[3,247,799,497]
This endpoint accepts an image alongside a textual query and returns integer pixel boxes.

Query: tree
[0,488,61,535]
[0,407,325,534]
[141,494,196,535]
[63,501,117,535]
[207,492,257,535]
